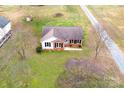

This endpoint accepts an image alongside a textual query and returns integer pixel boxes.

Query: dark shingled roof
[0,16,10,28]
[42,26,83,41]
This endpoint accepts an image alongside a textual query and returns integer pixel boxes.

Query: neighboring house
[0,16,11,47]
[41,26,83,50]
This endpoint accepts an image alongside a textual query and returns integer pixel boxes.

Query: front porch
[52,39,82,50]
[64,47,82,51]
[64,40,82,48]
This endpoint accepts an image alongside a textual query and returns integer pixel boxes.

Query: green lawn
[0,48,91,88]
[0,6,92,88]
[27,49,90,87]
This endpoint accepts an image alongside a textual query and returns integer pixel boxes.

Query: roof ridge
[42,28,56,41]
[42,26,83,41]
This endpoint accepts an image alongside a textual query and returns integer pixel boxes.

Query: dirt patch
[8,11,24,23]
[0,7,24,24]
[53,13,64,17]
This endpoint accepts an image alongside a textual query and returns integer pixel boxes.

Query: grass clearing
[0,6,92,87]
[0,5,124,87]
[0,5,124,88]
[89,6,124,52]
[27,49,90,87]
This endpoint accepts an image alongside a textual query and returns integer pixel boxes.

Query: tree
[93,24,109,60]
[17,46,26,60]
[14,28,37,60]
[36,45,42,54]
[53,13,64,17]
[94,32,103,59]
[56,58,118,88]
[15,31,28,60]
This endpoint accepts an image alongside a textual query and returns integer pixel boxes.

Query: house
[0,16,11,47]
[41,26,83,50]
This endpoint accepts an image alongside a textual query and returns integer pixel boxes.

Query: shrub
[56,58,118,88]
[53,13,64,17]
[36,45,42,53]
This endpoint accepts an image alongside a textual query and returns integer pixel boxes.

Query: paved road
[80,5,124,74]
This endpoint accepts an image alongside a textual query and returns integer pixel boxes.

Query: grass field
[0,6,123,88]
[0,6,92,87]
[88,6,124,51]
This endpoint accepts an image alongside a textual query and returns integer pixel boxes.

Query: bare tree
[93,24,109,60]
[17,47,26,60]
[94,34,102,59]
[56,58,118,88]
[15,31,27,60]
[14,28,36,60]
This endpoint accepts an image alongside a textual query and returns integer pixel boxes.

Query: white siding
[0,22,11,40]
[0,28,4,40]
[3,22,11,34]
[41,36,57,49]
[0,22,11,47]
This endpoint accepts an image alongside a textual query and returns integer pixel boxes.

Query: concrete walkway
[64,47,82,51]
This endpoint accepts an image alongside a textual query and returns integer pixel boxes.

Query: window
[59,43,61,47]
[61,44,63,47]
[45,42,51,47]
[59,43,63,47]
[65,40,68,44]
[72,40,81,44]
[79,40,81,43]
[45,42,47,46]
[77,40,81,43]
[74,40,77,44]
[70,40,73,43]
[55,43,58,48]
[65,40,67,42]
[49,43,51,47]
[77,40,80,43]
[55,43,57,48]
[56,43,58,47]
[70,40,77,43]
[55,43,63,48]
